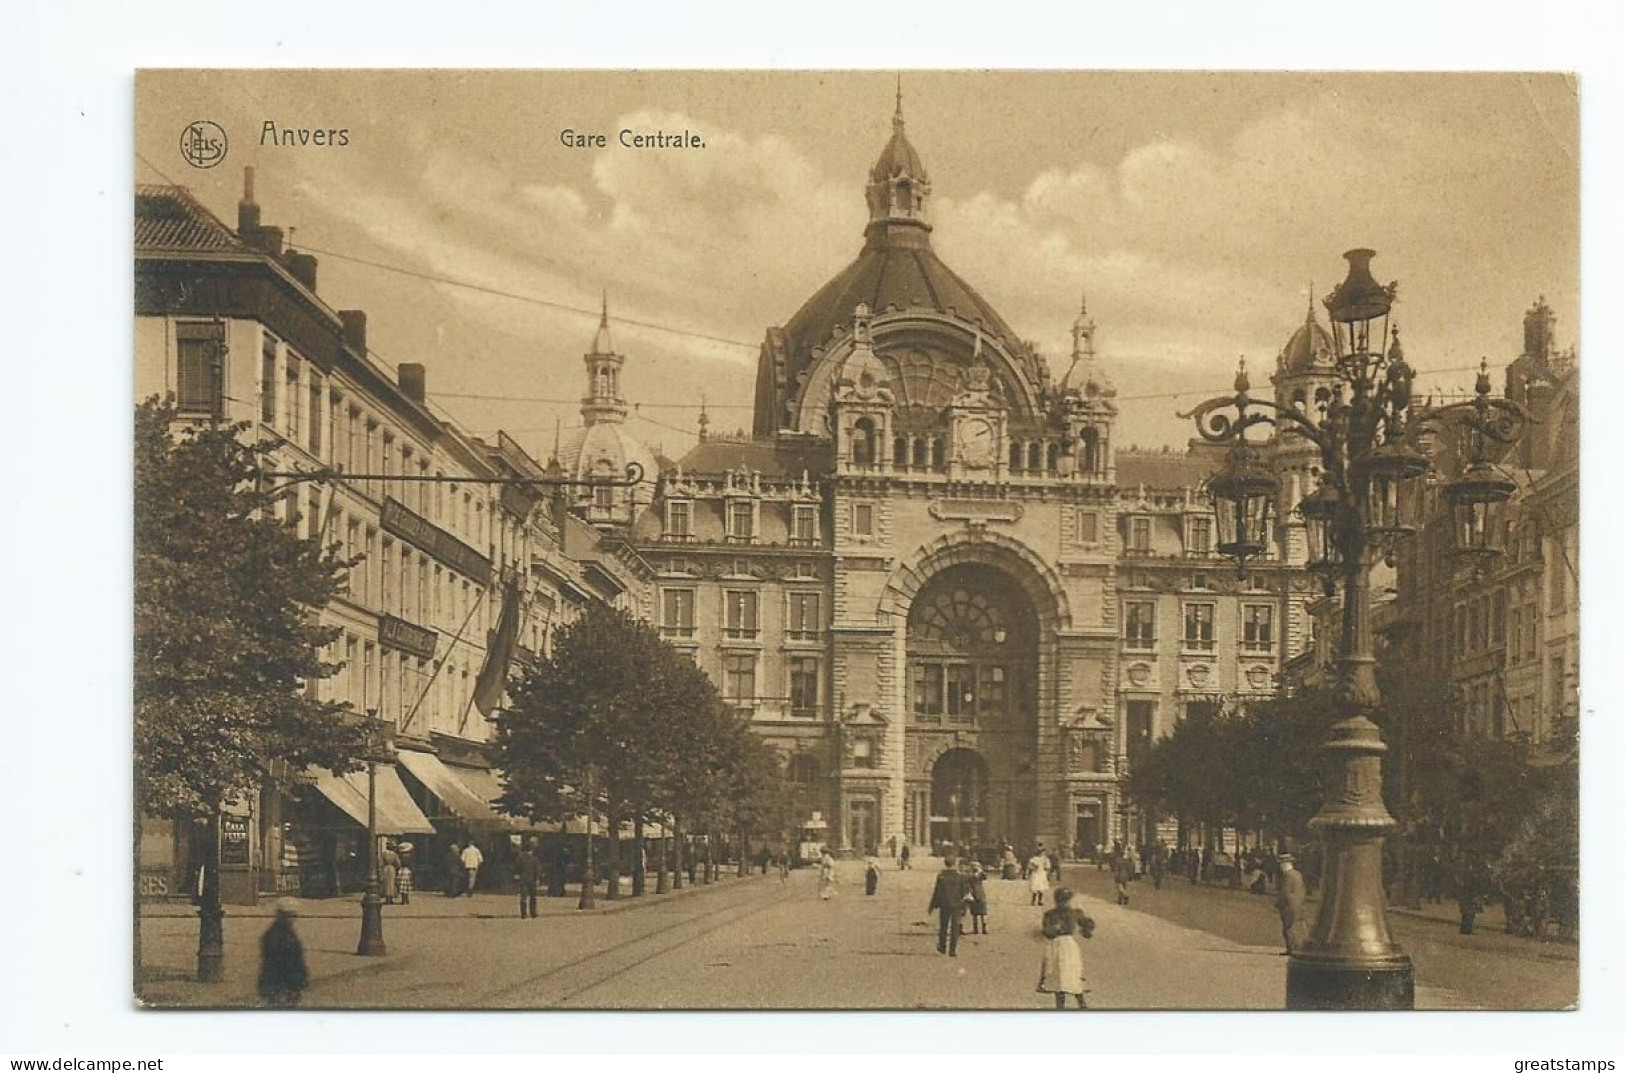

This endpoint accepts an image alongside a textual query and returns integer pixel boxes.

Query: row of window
[661,589,823,641]
[717,651,822,717]
[320,632,479,734]
[254,326,513,555]
[664,499,821,545]
[911,661,1009,722]
[1121,600,1276,653]
[1122,514,1226,556]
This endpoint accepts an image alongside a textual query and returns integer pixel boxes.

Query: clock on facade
[956,416,996,468]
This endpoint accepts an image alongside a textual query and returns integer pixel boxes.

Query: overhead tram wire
[136,153,1492,419]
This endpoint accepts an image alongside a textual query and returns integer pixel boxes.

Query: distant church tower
[555,294,657,527]
[1270,291,1338,565]
[1059,293,1116,481]
[581,293,629,426]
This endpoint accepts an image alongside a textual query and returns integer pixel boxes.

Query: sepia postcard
[132,69,1579,1011]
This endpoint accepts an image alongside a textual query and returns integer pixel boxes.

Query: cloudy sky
[136,70,1578,459]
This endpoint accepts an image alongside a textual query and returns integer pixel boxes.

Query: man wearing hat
[1275,852,1308,955]
[928,856,969,957]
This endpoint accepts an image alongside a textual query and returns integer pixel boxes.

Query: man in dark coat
[257,901,309,1007]
[928,856,969,957]
[516,839,541,919]
[444,842,464,897]
[1276,853,1308,954]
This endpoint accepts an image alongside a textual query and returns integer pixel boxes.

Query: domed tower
[1059,292,1117,481]
[750,90,1047,440]
[555,295,658,528]
[1270,291,1337,565]
[865,83,932,238]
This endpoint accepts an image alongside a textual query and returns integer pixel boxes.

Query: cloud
[279,86,1573,455]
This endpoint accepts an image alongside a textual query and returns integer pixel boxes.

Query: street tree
[494,602,738,901]
[134,398,367,981]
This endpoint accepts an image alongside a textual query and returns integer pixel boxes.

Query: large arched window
[907,564,1036,728]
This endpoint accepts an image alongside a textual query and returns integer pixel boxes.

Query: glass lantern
[1446,460,1515,558]
[1296,481,1344,578]
[1355,443,1429,538]
[1208,443,1280,564]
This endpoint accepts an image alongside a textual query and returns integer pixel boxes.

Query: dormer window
[1188,516,1213,556]
[666,499,693,540]
[728,499,756,543]
[791,504,818,546]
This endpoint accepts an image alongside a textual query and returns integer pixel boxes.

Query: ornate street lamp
[1437,361,1523,560]
[1295,480,1344,590]
[357,713,392,957]
[1180,248,1529,1009]
[1200,363,1281,565]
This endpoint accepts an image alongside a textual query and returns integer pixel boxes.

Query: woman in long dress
[1028,852,1051,905]
[818,847,837,900]
[1037,888,1093,1009]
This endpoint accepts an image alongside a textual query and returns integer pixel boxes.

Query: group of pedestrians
[922,846,1095,1010]
[443,840,484,898]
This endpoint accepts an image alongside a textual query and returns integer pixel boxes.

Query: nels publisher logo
[179,120,228,169]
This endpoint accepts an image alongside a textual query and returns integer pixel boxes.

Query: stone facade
[609,103,1320,856]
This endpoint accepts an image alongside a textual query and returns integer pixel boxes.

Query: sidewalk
[141,868,774,921]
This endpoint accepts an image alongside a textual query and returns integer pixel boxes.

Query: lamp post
[1181,249,1528,1009]
[578,767,598,910]
[357,716,391,956]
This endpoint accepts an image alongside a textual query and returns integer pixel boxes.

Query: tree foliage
[494,603,790,842]
[133,398,367,816]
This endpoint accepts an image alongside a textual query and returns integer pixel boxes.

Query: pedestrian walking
[1113,850,1134,906]
[865,856,881,896]
[256,899,309,1008]
[516,839,541,919]
[396,843,414,904]
[1047,848,1062,884]
[967,863,990,934]
[899,843,911,871]
[928,855,969,957]
[779,847,790,882]
[818,846,838,900]
[1036,888,1094,1009]
[1275,852,1307,954]
[379,841,400,905]
[1028,850,1050,906]
[444,842,464,897]
[461,840,484,896]
[548,845,569,898]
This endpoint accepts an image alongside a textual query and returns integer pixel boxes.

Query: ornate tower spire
[697,394,710,442]
[1062,291,1113,398]
[864,82,932,244]
[581,292,628,426]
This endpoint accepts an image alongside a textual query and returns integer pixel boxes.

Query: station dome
[1278,295,1335,374]
[754,91,1037,434]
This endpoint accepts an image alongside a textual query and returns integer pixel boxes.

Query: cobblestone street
[134,860,1560,1011]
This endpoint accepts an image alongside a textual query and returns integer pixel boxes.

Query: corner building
[618,101,1320,856]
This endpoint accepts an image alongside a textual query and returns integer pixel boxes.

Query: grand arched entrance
[904,562,1040,853]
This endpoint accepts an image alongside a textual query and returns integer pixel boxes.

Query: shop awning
[396,749,500,822]
[309,766,437,836]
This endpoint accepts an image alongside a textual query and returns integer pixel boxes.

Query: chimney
[285,251,318,292]
[398,363,426,404]
[339,310,368,355]
[238,166,261,235]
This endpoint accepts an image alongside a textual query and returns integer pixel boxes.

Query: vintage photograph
[132,70,1579,1011]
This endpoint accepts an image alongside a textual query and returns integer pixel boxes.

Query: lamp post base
[357,892,386,956]
[196,902,225,983]
[1286,953,1414,1010]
